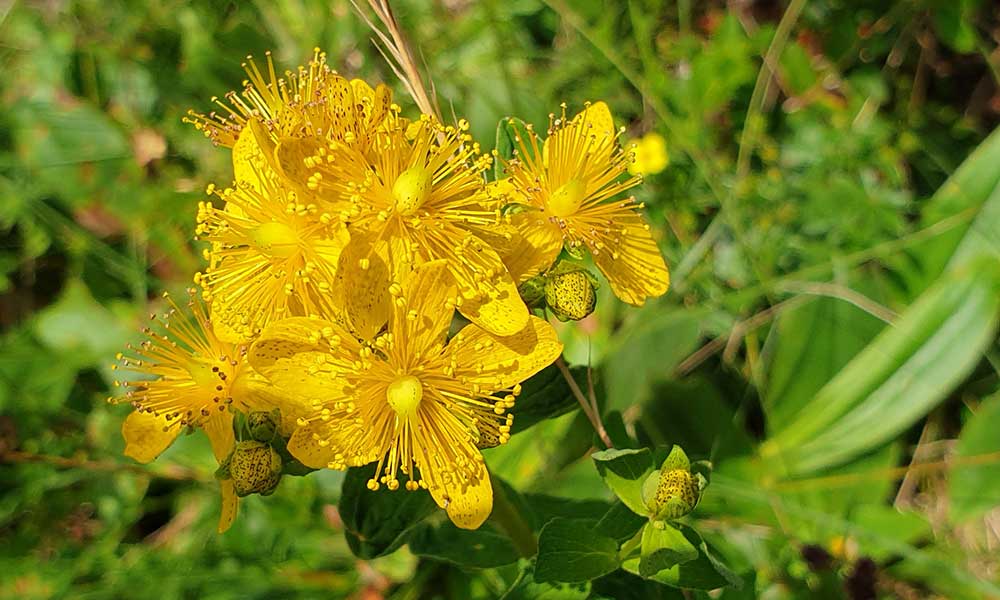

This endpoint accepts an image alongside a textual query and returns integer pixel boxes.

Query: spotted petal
[232,119,276,192]
[218,479,239,533]
[122,410,180,464]
[505,211,563,284]
[334,234,392,341]
[448,316,563,395]
[249,317,361,405]
[202,410,236,463]
[392,260,457,355]
[587,206,670,306]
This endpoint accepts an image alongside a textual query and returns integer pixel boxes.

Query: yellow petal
[573,101,615,139]
[543,101,617,165]
[457,269,530,337]
[249,317,361,404]
[448,316,563,393]
[392,260,457,354]
[232,119,276,192]
[427,462,493,530]
[349,78,375,104]
[202,410,235,463]
[589,207,670,306]
[504,211,564,284]
[628,133,669,176]
[287,421,378,469]
[334,235,392,341]
[438,224,529,336]
[217,479,239,533]
[209,297,247,344]
[230,367,307,436]
[122,411,180,464]
[274,136,323,184]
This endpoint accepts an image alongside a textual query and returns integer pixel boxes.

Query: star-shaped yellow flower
[195,172,349,343]
[248,261,563,529]
[110,291,264,533]
[185,49,391,153]
[308,114,530,337]
[186,49,393,195]
[499,102,670,305]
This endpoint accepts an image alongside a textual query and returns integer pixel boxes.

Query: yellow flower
[308,114,530,337]
[110,291,258,533]
[185,49,392,151]
[627,132,669,176]
[248,261,563,529]
[185,49,393,192]
[194,175,349,342]
[500,102,670,305]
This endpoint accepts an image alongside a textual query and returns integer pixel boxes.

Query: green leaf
[523,494,613,529]
[949,392,1000,522]
[494,116,530,180]
[851,505,931,561]
[930,0,982,53]
[622,524,741,591]
[592,448,655,515]
[906,125,1000,293]
[766,261,1000,475]
[603,309,705,410]
[338,464,437,559]
[501,562,592,599]
[595,502,647,542]
[33,279,130,367]
[408,521,519,568]
[535,518,620,584]
[639,523,699,577]
[764,296,884,433]
[637,378,752,460]
[512,364,593,434]
[591,570,688,600]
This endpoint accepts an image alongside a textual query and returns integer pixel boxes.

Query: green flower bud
[544,268,598,321]
[640,445,704,522]
[518,274,547,308]
[247,409,281,442]
[229,440,283,497]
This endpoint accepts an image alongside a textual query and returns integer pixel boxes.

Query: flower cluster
[111,49,670,532]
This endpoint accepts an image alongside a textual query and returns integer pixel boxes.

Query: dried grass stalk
[352,0,441,120]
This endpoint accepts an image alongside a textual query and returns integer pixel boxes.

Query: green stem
[618,528,644,561]
[489,475,537,558]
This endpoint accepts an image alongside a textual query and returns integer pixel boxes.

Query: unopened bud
[544,268,597,321]
[517,274,547,308]
[640,445,704,522]
[229,440,283,497]
[247,409,280,442]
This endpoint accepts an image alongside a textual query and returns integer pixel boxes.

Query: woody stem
[555,357,614,449]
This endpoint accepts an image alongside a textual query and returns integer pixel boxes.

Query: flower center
[392,165,433,215]
[186,359,222,390]
[547,178,586,218]
[386,375,423,418]
[252,221,298,259]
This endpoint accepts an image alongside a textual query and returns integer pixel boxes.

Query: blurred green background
[2,0,1000,598]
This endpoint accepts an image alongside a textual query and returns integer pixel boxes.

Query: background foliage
[2,0,1000,598]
